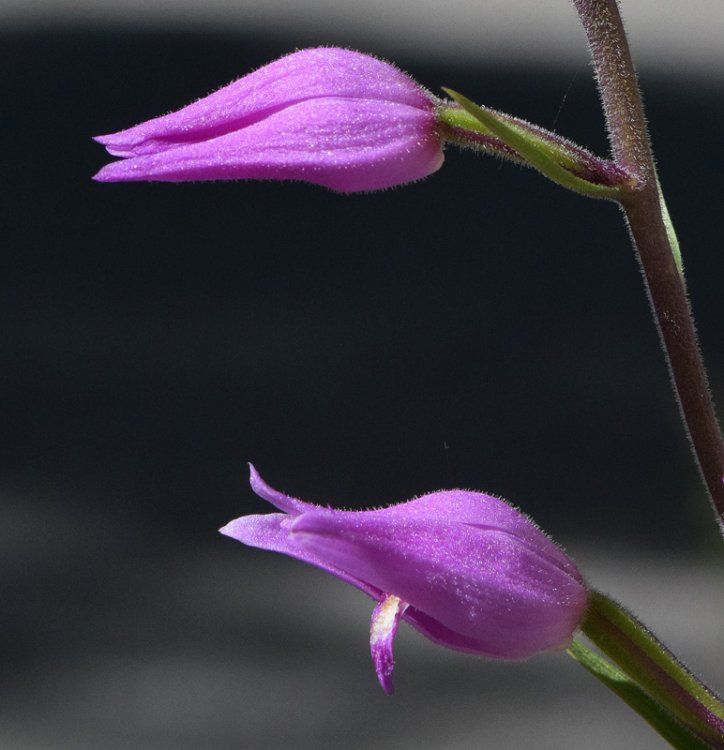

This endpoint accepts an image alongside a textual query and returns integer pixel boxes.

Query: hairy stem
[572,0,724,528]
[581,591,724,747]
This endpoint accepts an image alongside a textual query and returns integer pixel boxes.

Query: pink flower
[93,48,444,193]
[220,466,589,694]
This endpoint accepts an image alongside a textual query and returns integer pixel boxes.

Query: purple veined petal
[369,489,582,583]
[290,511,588,658]
[94,47,435,157]
[246,467,579,581]
[93,97,443,193]
[218,513,382,601]
[369,595,408,695]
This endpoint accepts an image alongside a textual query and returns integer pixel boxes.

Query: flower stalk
[572,0,724,530]
[577,591,724,748]
[438,91,635,200]
[568,641,716,750]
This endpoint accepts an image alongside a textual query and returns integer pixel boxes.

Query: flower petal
[218,512,382,601]
[94,47,434,157]
[93,97,443,192]
[248,464,320,516]
[370,595,408,694]
[379,490,583,583]
[291,511,587,658]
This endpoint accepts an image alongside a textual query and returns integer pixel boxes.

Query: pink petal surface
[219,513,382,601]
[365,488,582,582]
[248,464,321,516]
[94,97,442,192]
[291,511,586,658]
[95,48,434,157]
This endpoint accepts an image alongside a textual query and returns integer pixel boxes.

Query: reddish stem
[572,0,724,529]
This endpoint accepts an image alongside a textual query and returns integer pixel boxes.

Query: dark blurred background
[2,2,723,748]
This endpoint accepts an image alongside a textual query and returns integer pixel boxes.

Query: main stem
[572,0,724,528]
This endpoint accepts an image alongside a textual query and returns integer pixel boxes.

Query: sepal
[438,89,638,200]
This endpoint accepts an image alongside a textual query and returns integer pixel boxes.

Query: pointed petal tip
[248,463,273,499]
[247,462,261,483]
[91,166,115,182]
[219,521,234,536]
[91,161,141,183]
[247,465,317,515]
[217,513,272,540]
[378,673,395,695]
[216,513,291,548]
[93,132,134,151]
[93,133,136,157]
[219,516,252,543]
[371,634,396,695]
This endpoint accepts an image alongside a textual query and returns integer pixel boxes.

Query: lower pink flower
[220,466,589,693]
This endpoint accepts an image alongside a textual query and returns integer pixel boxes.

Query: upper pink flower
[221,466,589,694]
[93,47,444,192]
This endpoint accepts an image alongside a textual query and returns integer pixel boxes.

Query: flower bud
[93,48,443,193]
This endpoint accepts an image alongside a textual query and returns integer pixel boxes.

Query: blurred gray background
[2,1,723,748]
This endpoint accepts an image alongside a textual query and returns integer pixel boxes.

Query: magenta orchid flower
[220,466,588,694]
[93,47,444,193]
